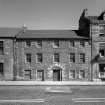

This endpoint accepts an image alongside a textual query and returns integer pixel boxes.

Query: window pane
[24,70,31,79]
[79,70,85,79]
[36,53,43,63]
[0,63,3,75]
[0,41,3,54]
[37,70,44,81]
[26,41,31,47]
[70,40,75,47]
[26,53,31,62]
[80,41,85,47]
[70,70,75,79]
[36,40,42,48]
[53,40,59,48]
[70,53,75,62]
[80,53,85,62]
[54,53,60,62]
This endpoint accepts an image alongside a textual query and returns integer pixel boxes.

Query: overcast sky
[0,0,105,29]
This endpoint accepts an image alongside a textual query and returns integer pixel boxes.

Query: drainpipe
[90,24,93,81]
[13,38,17,81]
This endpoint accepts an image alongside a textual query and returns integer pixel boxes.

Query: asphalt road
[0,85,105,105]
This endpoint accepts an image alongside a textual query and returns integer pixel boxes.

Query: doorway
[53,69,61,81]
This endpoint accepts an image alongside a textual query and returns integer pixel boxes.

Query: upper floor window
[0,63,3,75]
[53,53,60,62]
[79,53,85,63]
[0,41,4,54]
[26,40,31,47]
[70,53,75,63]
[80,40,85,47]
[26,53,31,63]
[70,40,75,47]
[53,40,59,48]
[36,53,43,63]
[36,40,42,48]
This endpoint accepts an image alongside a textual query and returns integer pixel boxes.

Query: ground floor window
[69,70,75,79]
[0,63,3,75]
[37,70,44,81]
[24,70,31,79]
[79,70,85,79]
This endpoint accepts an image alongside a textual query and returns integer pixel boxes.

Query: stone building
[0,9,105,81]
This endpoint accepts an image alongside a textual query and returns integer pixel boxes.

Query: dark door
[53,69,60,81]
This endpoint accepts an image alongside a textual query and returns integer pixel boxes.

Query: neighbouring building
[0,9,105,81]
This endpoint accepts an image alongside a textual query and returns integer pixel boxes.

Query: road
[0,85,105,105]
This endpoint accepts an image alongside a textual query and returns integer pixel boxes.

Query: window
[99,34,105,37]
[36,53,43,63]
[79,53,85,63]
[26,53,31,63]
[99,49,104,57]
[80,40,85,47]
[0,63,3,75]
[70,53,75,62]
[69,70,75,79]
[24,70,31,79]
[37,70,44,81]
[53,40,59,48]
[26,40,31,47]
[79,70,85,79]
[0,41,3,54]
[70,40,75,47]
[53,53,60,62]
[36,40,42,48]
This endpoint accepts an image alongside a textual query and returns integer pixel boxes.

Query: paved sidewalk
[0,81,105,86]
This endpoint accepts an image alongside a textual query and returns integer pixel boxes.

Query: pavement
[0,81,105,85]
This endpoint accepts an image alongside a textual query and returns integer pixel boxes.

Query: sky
[0,0,105,30]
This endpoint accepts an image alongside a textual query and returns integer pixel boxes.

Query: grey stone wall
[16,39,91,81]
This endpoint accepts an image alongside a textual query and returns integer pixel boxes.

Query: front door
[53,69,60,81]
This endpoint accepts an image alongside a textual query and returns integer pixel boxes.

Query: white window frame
[52,40,59,48]
[79,70,85,79]
[69,70,75,79]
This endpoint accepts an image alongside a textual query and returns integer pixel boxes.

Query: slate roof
[0,28,22,37]
[16,30,89,39]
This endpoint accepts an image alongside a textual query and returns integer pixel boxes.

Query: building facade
[0,10,105,81]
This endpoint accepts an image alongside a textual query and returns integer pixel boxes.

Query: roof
[16,30,89,39]
[0,27,22,37]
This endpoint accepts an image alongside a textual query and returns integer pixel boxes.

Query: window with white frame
[36,40,42,48]
[53,53,60,62]
[70,53,75,63]
[79,70,85,79]
[0,41,4,54]
[0,63,3,75]
[52,40,59,48]
[37,70,44,81]
[26,40,31,47]
[24,70,31,79]
[69,70,75,79]
[36,53,43,63]
[80,40,85,47]
[79,53,85,63]
[26,53,31,63]
[70,40,75,47]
